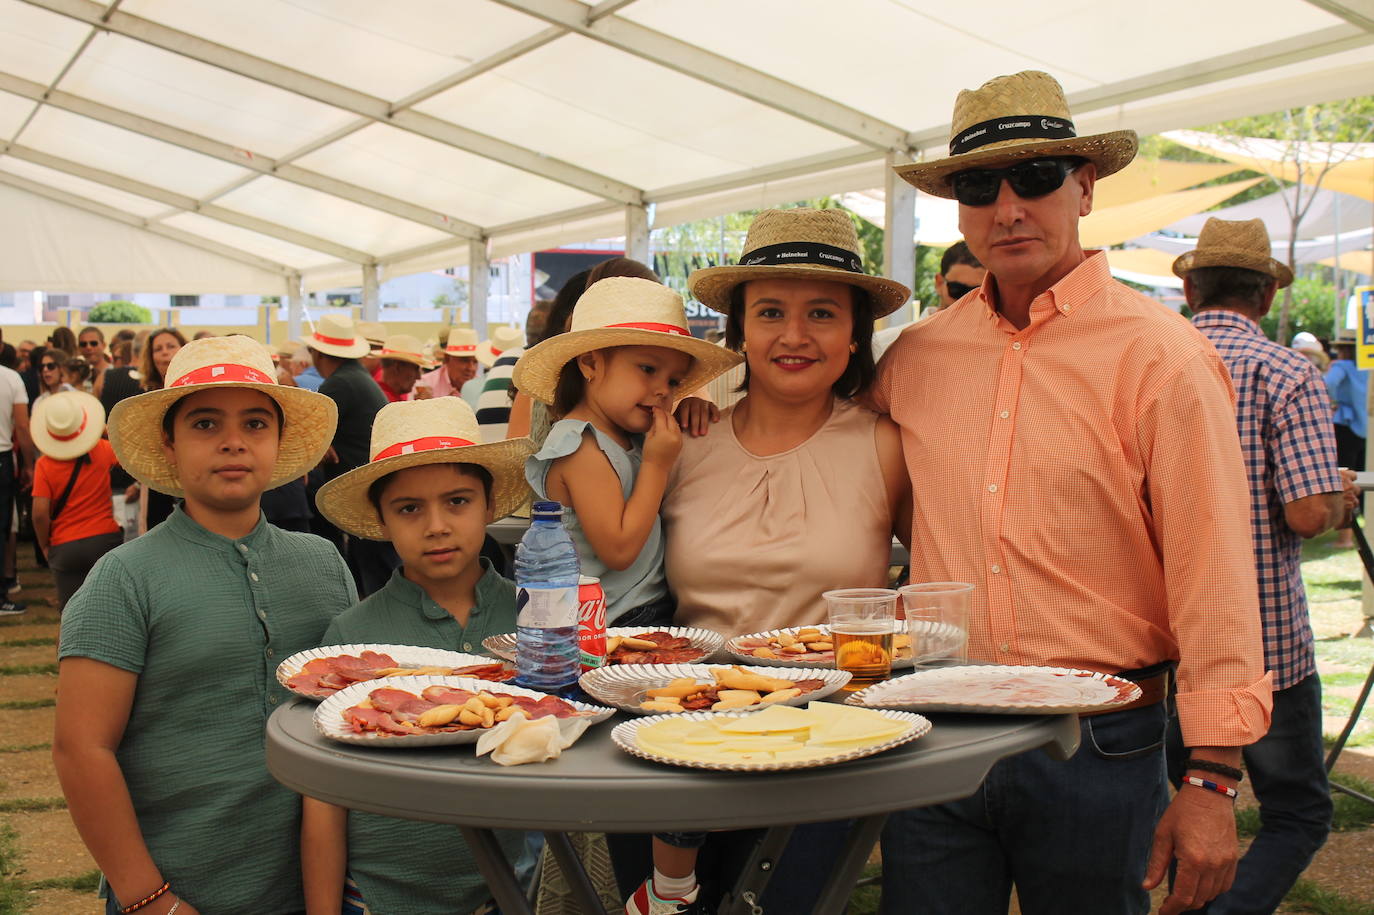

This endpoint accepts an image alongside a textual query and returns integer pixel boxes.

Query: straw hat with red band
[688,208,911,317]
[109,335,337,497]
[306,314,372,360]
[512,276,742,406]
[33,390,105,461]
[893,70,1138,199]
[314,397,534,540]
[376,333,437,369]
[476,326,524,368]
[442,327,479,358]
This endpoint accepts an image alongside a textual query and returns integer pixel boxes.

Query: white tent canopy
[2,0,1373,299]
[1165,187,1374,239]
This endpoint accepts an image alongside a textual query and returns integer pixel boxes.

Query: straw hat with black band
[33,391,105,461]
[306,314,371,360]
[476,326,524,368]
[315,397,533,540]
[1171,217,1294,288]
[688,208,911,317]
[894,70,1138,199]
[513,277,742,406]
[109,335,338,497]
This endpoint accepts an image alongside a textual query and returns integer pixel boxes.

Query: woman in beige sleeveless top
[665,206,912,636]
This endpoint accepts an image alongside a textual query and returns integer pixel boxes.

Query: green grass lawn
[1305,532,1374,746]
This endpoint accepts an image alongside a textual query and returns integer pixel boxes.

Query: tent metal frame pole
[360,265,380,322]
[468,240,490,340]
[624,204,650,265]
[883,150,918,327]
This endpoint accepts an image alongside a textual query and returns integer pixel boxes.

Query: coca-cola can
[577,575,607,672]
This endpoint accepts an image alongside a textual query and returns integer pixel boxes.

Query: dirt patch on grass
[0,749,62,801]
[23,886,100,914]
[0,705,55,738]
[0,622,59,643]
[5,809,92,883]
[0,673,57,704]
[0,644,58,668]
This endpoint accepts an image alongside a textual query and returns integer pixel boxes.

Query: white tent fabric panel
[124,0,546,101]
[214,176,454,255]
[22,106,255,198]
[0,156,170,218]
[294,123,602,226]
[413,34,854,190]
[0,182,286,293]
[1166,188,1374,241]
[60,33,361,159]
[0,0,89,83]
[159,212,337,272]
[0,0,1370,296]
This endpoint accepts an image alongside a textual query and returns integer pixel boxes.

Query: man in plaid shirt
[1172,217,1356,914]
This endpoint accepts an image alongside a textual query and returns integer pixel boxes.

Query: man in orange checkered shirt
[874,71,1272,915]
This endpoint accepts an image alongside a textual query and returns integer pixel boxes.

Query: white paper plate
[579,663,852,715]
[313,675,616,747]
[277,643,504,700]
[483,626,725,664]
[845,665,1142,714]
[612,708,931,772]
[725,625,917,670]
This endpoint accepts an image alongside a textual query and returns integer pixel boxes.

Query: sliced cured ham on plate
[277,644,509,699]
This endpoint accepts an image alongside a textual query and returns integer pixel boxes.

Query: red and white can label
[577,575,607,672]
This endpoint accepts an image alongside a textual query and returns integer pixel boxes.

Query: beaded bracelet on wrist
[1183,776,1238,799]
[120,881,171,914]
[1185,758,1244,783]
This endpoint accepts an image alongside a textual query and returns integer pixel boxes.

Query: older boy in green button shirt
[307,397,535,915]
[53,336,354,915]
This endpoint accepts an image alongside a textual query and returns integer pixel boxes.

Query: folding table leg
[717,825,794,915]
[810,813,888,915]
[459,826,534,915]
[543,830,614,915]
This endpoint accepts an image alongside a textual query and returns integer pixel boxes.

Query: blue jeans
[880,702,1170,914]
[1165,673,1332,914]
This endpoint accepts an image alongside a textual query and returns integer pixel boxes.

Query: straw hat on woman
[31,391,121,610]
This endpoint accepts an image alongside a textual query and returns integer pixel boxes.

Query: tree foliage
[87,300,152,323]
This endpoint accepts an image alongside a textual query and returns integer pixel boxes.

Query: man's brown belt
[1079,669,1170,718]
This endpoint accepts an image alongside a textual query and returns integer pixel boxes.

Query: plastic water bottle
[514,501,581,691]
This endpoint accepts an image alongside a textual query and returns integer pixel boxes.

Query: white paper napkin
[475,711,591,766]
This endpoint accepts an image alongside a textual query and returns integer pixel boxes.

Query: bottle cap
[531,500,563,519]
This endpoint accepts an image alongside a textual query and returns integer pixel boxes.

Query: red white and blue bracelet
[1182,776,1238,799]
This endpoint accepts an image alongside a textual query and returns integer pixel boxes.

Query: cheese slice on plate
[717,704,813,733]
[810,712,911,747]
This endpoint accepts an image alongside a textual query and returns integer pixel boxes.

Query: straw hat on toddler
[314,397,534,540]
[512,277,741,405]
[33,391,105,461]
[109,335,337,496]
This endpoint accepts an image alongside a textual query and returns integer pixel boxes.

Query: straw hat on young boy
[32,390,105,461]
[892,69,1138,199]
[476,326,524,368]
[1171,217,1294,288]
[305,314,371,359]
[109,335,338,496]
[688,208,911,317]
[512,277,742,406]
[314,397,533,540]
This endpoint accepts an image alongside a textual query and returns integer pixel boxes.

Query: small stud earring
[849,342,858,353]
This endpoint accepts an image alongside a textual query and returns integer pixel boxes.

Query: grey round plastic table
[267,699,1079,915]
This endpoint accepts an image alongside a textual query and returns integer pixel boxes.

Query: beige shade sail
[1093,158,1246,209]
[1106,248,1187,282]
[1164,130,1374,202]
[1319,249,1374,276]
[1080,177,1265,248]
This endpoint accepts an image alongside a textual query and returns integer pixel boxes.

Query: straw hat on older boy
[109,335,337,496]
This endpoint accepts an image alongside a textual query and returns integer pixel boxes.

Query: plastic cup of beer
[898,582,972,667]
[823,588,899,687]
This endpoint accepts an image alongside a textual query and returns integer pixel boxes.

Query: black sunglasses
[79,339,101,347]
[40,362,58,371]
[950,158,1080,207]
[945,281,978,300]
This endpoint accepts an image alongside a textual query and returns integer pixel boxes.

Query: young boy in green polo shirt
[304,396,535,915]
[53,336,355,915]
